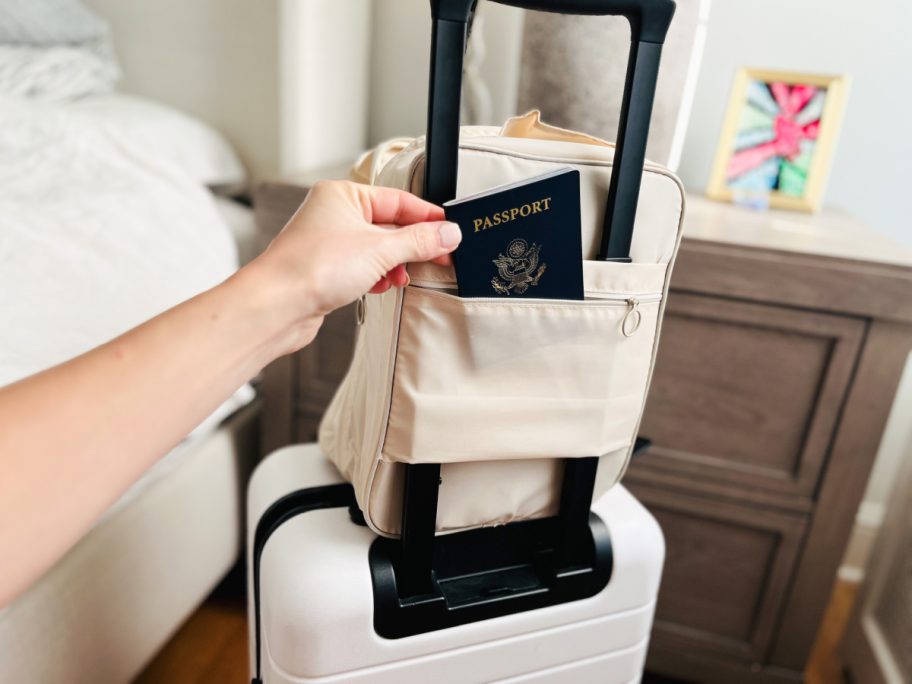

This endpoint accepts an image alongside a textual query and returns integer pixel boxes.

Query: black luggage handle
[399,0,675,599]
[424,0,676,260]
[433,0,674,42]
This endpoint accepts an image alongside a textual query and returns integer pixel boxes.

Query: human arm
[0,181,461,607]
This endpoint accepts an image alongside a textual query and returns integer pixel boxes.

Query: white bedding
[0,94,252,442]
[213,196,259,266]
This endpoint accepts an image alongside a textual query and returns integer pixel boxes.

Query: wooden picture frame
[707,68,850,212]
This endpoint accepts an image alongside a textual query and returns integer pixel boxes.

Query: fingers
[382,220,462,267]
[370,277,391,294]
[430,254,454,267]
[387,264,410,287]
[362,185,445,226]
[369,265,409,296]
[376,226,454,266]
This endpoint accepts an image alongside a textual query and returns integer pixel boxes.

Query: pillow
[0,0,109,46]
[0,0,120,100]
[71,94,247,192]
[0,43,118,100]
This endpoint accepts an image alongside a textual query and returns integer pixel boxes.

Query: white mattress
[0,94,242,385]
[105,382,255,520]
[0,90,262,684]
[0,90,260,530]
[0,93,257,416]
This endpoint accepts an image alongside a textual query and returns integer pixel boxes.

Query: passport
[444,168,584,299]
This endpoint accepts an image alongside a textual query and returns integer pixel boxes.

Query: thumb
[383,220,462,266]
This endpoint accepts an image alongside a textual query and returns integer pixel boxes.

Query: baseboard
[838,501,886,582]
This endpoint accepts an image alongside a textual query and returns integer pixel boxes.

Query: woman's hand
[244,180,462,355]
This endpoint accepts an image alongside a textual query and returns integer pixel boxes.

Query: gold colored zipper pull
[622,298,642,337]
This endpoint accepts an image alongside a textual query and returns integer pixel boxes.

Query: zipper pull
[355,295,366,325]
[622,298,642,337]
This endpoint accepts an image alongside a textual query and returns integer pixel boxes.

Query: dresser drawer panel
[628,482,806,663]
[638,293,864,498]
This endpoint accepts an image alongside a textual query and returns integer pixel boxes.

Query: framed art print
[707,68,849,212]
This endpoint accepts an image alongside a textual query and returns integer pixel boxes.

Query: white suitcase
[246,444,665,684]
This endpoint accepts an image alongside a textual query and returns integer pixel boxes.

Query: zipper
[404,284,661,337]
[355,295,366,325]
[408,282,661,304]
[584,293,662,338]
[622,297,644,337]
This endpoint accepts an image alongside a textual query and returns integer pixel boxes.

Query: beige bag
[319,111,685,537]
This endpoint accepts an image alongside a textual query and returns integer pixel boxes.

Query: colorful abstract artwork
[708,69,849,212]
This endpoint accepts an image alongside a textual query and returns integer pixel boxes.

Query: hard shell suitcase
[248,1,676,681]
[247,445,664,683]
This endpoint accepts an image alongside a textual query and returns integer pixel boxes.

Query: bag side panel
[318,288,401,517]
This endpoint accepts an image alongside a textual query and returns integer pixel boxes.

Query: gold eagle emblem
[491,239,547,295]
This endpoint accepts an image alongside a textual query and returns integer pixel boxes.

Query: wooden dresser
[254,177,912,683]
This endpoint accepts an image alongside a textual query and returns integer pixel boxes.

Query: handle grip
[432,0,674,43]
[424,0,675,260]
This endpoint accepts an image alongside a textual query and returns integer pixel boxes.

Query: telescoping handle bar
[398,0,676,599]
[424,0,675,261]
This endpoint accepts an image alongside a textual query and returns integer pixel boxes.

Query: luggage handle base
[373,442,641,639]
[370,509,614,639]
[396,454,601,601]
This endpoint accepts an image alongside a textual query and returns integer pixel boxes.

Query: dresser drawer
[627,481,807,665]
[633,292,864,506]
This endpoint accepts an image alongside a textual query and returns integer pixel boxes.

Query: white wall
[88,0,373,182]
[280,0,372,173]
[96,0,912,242]
[369,0,912,246]
[367,0,524,144]
[679,0,912,246]
[87,0,282,181]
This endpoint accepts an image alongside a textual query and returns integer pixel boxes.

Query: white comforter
[0,96,247,418]
[0,99,237,385]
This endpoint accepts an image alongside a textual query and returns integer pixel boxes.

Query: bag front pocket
[382,271,664,465]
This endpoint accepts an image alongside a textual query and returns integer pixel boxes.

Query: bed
[0,3,266,681]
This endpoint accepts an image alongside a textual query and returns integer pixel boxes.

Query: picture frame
[707,68,850,212]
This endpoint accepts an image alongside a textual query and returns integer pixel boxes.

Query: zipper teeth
[407,282,662,304]
[589,293,662,303]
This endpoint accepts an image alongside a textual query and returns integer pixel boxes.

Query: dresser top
[683,195,912,269]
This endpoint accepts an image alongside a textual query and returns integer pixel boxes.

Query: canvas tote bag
[319,110,685,537]
[320,0,683,537]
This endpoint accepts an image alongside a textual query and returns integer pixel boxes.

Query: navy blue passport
[443,168,584,299]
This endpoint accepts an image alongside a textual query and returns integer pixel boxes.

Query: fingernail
[438,221,462,249]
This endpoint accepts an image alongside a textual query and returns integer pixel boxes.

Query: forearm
[0,263,304,607]
[0,180,458,609]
